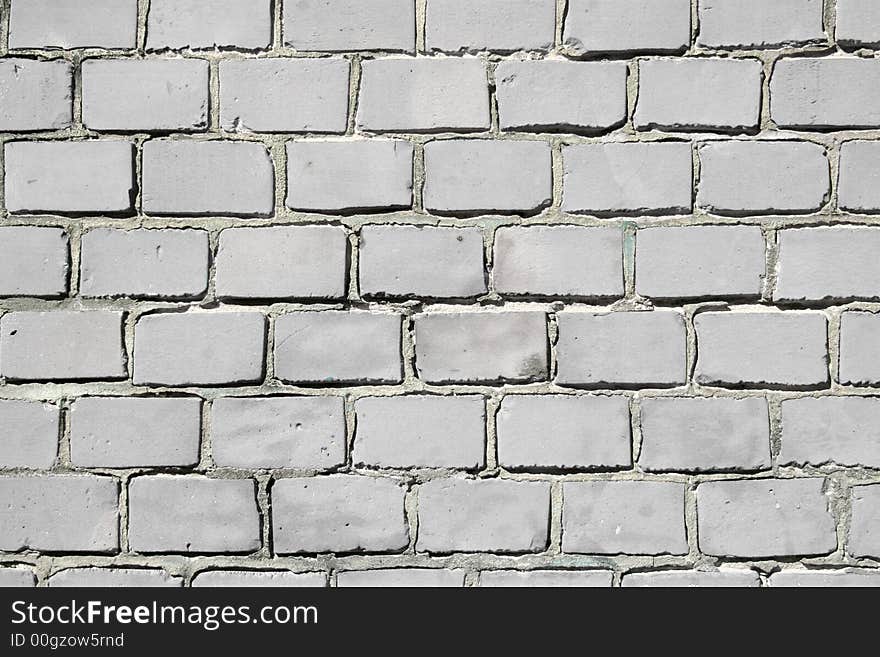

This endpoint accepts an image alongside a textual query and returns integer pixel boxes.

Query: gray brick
[413,311,548,384]
[837,0,880,47]
[133,312,266,386]
[0,311,126,382]
[769,568,880,587]
[9,0,138,49]
[80,228,209,299]
[272,475,409,554]
[0,59,72,131]
[694,312,828,389]
[425,0,555,53]
[220,58,350,133]
[82,59,209,132]
[0,475,118,552]
[838,141,880,213]
[286,140,413,213]
[4,141,134,215]
[337,569,464,587]
[211,396,345,470]
[0,568,36,587]
[555,311,687,388]
[353,395,485,469]
[635,58,762,132]
[147,0,271,50]
[496,395,631,471]
[697,0,825,48]
[562,481,687,555]
[0,227,68,298]
[417,478,551,553]
[479,570,613,587]
[851,484,880,558]
[780,397,880,468]
[48,568,182,587]
[495,60,627,133]
[0,400,60,469]
[192,571,326,587]
[622,569,761,587]
[69,397,202,468]
[639,397,771,472]
[838,312,880,385]
[358,58,489,132]
[562,142,693,215]
[423,140,552,215]
[284,0,415,52]
[564,0,691,54]
[128,476,260,554]
[697,478,836,558]
[142,140,274,217]
[493,226,623,298]
[697,141,830,215]
[274,311,402,385]
[215,226,348,301]
[359,225,486,299]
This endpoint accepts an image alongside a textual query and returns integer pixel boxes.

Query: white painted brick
[284,0,415,52]
[838,141,880,213]
[417,478,551,553]
[4,141,134,215]
[769,568,880,587]
[564,0,691,54]
[555,311,687,388]
[133,312,266,386]
[780,397,880,468]
[697,0,825,48]
[220,59,350,133]
[82,59,209,132]
[562,481,687,555]
[0,59,72,131]
[359,225,486,299]
[274,311,402,385]
[358,58,489,132]
[353,395,485,469]
[337,569,464,587]
[479,570,613,587]
[425,0,555,53]
[622,569,761,587]
[638,397,771,472]
[193,571,326,587]
[211,396,345,470]
[423,140,552,215]
[69,397,202,468]
[0,568,36,587]
[272,475,409,554]
[128,476,260,553]
[851,484,880,558]
[0,311,126,382]
[0,475,118,552]
[562,142,693,215]
[147,0,272,50]
[496,395,631,471]
[697,478,836,558]
[0,227,68,298]
[836,0,880,47]
[836,312,880,386]
[48,568,182,587]
[9,0,138,49]
[0,400,60,469]
[413,311,548,384]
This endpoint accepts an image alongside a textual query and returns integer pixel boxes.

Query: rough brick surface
[697,0,825,48]
[337,569,464,588]
[769,569,880,587]
[622,569,760,588]
[479,570,613,587]
[838,312,880,386]
[0,568,36,587]
[284,0,415,52]
[0,400,60,469]
[48,568,183,587]
[780,397,880,468]
[425,0,555,53]
[836,0,880,46]
[564,0,691,54]
[147,0,272,50]
[838,141,880,213]
[9,0,138,49]
[851,484,880,558]
[0,59,72,131]
[192,571,326,587]
[0,227,69,298]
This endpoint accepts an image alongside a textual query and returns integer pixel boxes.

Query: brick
[694,312,828,389]
[423,140,552,215]
[425,0,555,53]
[69,397,202,468]
[493,226,623,298]
[851,484,880,558]
[337,569,464,587]
[838,312,880,385]
[133,312,266,386]
[838,141,880,213]
[358,58,490,132]
[562,481,687,555]
[4,141,134,215]
[0,227,68,298]
[128,476,260,553]
[555,311,687,388]
[220,59,350,133]
[274,311,402,385]
[639,397,771,472]
[836,0,880,47]
[353,395,485,469]
[9,0,137,49]
[0,475,118,552]
[622,569,761,588]
[562,142,693,215]
[495,60,627,133]
[284,0,415,52]
[479,570,613,587]
[82,59,208,132]
[496,395,631,471]
[211,396,345,470]
[80,228,209,299]
[286,140,413,213]
[637,226,765,300]
[142,140,274,217]
[635,58,762,133]
[417,478,551,553]
[193,571,326,587]
[780,397,880,468]
[0,568,36,587]
[769,569,880,587]
[413,311,548,384]
[359,225,486,299]
[697,478,836,558]
[698,141,829,215]
[0,59,72,131]
[147,0,271,50]
[697,0,825,48]
[0,400,60,469]
[48,568,182,587]
[272,475,408,554]
[564,0,691,54]
[0,311,126,382]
